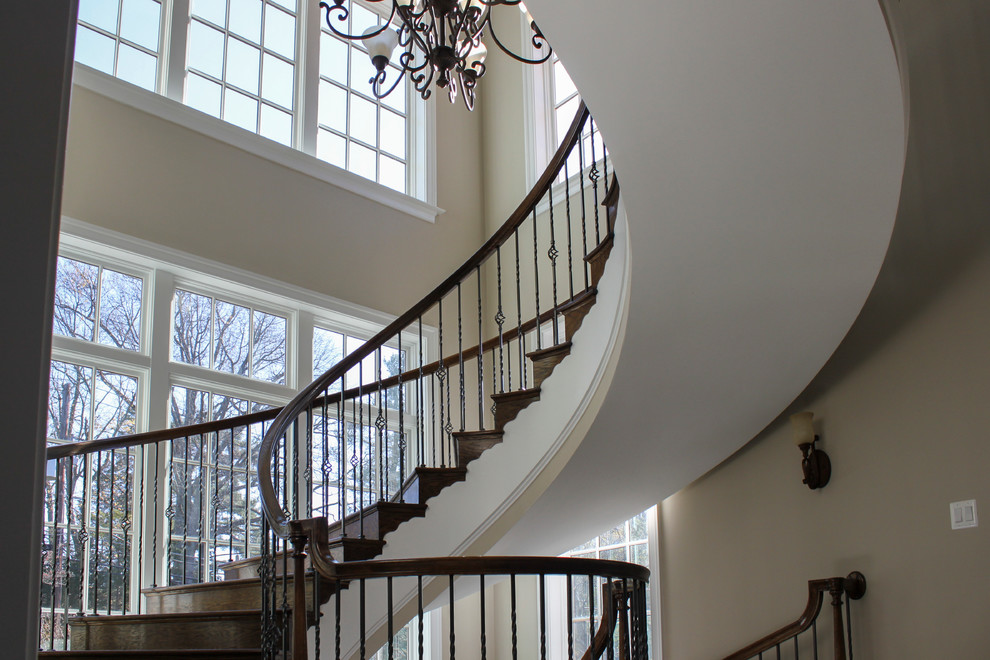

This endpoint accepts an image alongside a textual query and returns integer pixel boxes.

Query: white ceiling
[493,0,905,553]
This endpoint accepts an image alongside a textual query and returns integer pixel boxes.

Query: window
[72,0,435,209]
[549,506,660,659]
[44,221,432,603]
[75,0,163,91]
[185,0,299,145]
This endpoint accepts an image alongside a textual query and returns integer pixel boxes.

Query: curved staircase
[39,103,631,659]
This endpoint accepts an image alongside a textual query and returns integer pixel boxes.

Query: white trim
[70,64,445,223]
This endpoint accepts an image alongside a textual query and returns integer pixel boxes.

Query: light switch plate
[950,500,978,530]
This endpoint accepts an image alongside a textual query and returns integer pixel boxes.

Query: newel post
[828,578,846,660]
[290,527,309,660]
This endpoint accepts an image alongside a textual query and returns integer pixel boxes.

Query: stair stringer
[321,206,632,660]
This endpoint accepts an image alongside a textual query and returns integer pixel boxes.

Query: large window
[72,0,430,202]
[44,222,430,597]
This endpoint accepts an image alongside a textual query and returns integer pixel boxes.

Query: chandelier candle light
[319,0,552,109]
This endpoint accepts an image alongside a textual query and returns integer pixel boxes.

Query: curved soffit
[493,0,906,553]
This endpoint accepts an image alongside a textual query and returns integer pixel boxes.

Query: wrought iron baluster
[93,450,102,610]
[338,392,345,532]
[457,281,465,432]
[548,181,560,346]
[533,208,542,350]
[229,427,235,576]
[438,298,446,468]
[565,157,574,298]
[182,436,189,586]
[794,634,800,660]
[515,228,526,389]
[590,119,601,244]
[360,578,367,659]
[123,448,133,613]
[566,573,574,660]
[78,453,89,616]
[418,575,425,659]
[135,447,144,615]
[305,407,313,519]
[418,317,425,468]
[198,433,205,584]
[578,121,589,290]
[511,573,518,660]
[540,573,547,660]
[335,575,342,660]
[376,347,385,503]
[49,458,63,650]
[588,575,595,659]
[387,576,394,660]
[480,573,487,660]
[313,567,321,658]
[107,448,115,613]
[477,266,484,429]
[449,574,456,660]
[606,579,614,660]
[358,362,365,538]
[812,620,818,660]
[152,447,159,589]
[398,329,405,502]
[496,246,506,394]
[211,431,220,582]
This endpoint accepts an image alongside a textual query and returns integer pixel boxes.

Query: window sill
[70,64,445,224]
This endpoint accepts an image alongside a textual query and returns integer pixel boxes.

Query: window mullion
[165,0,191,101]
[298,0,321,155]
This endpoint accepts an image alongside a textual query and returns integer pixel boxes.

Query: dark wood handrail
[260,100,594,537]
[723,572,866,660]
[43,284,593,462]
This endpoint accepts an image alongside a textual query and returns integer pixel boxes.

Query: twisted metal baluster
[437,298,446,467]
[418,317,425,468]
[376,348,385,502]
[151,447,159,589]
[358,362,365,537]
[398,329,406,502]
[511,574,518,660]
[480,574,487,660]
[540,573,547,660]
[449,574,456,660]
[93,451,102,610]
[387,576,395,660]
[590,119,602,244]
[567,573,574,660]
[107,448,115,613]
[496,246,506,394]
[122,448,133,613]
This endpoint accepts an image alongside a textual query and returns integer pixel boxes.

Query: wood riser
[69,611,261,651]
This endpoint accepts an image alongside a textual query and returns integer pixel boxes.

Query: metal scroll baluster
[566,573,574,660]
[418,575,425,659]
[477,266,484,429]
[496,246,507,394]
[388,576,395,660]
[321,393,330,519]
[122,448,132,613]
[338,391,345,534]
[165,440,175,586]
[211,431,220,582]
[590,119,601,244]
[548,181,560,346]
[198,433,205,584]
[229,427,235,578]
[449,574,456,660]
[152,447,159,589]
[376,348,385,502]
[418,317,425,468]
[431,371,438,468]
[510,573,518,660]
[540,573,547,660]
[360,578,367,659]
[335,574,342,660]
[358,361,365,538]
[457,281,465,432]
[182,436,189,585]
[313,566,321,659]
[588,575,595,659]
[480,574,487,660]
[107,448,115,613]
[437,298,446,468]
[49,458,63,650]
[578,122,589,289]
[77,453,89,615]
[93,450,103,611]
[565,157,574,299]
[532,208,542,351]
[135,447,144,614]
[398,329,406,502]
[515,228,526,389]
[305,407,313,519]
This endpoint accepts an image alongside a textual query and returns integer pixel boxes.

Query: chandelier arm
[460,71,477,111]
[318,0,397,41]
[371,66,408,100]
[400,10,433,59]
[486,14,553,65]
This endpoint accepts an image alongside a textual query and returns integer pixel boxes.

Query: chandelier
[319,0,552,110]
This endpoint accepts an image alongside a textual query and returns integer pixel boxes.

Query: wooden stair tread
[526,341,572,361]
[39,651,261,658]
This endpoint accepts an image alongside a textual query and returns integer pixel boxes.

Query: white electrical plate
[950,500,978,530]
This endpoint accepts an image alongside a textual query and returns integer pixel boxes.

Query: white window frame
[546,506,662,660]
[71,0,441,222]
[53,216,438,593]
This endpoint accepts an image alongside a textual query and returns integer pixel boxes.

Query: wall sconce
[791,412,831,489]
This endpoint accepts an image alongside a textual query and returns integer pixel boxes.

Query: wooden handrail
[723,572,866,660]
[259,100,595,538]
[43,283,593,463]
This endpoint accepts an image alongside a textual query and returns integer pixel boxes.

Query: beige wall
[658,245,990,658]
[61,83,485,317]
